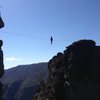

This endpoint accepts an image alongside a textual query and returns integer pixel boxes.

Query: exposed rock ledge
[34,40,100,100]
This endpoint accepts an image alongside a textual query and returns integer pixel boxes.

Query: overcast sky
[0,0,100,69]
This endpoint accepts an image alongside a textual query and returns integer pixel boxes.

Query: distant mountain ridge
[0,62,48,100]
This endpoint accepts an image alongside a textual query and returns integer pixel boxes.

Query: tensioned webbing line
[0,31,67,42]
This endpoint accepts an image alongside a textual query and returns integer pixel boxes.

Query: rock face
[0,40,4,100]
[34,40,100,100]
[0,16,5,100]
[0,16,4,28]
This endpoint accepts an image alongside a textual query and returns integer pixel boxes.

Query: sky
[0,0,100,69]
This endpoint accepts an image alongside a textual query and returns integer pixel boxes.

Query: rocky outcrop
[0,40,4,100]
[0,17,5,100]
[34,40,100,100]
[0,16,4,28]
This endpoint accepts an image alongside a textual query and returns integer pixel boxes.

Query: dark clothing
[50,36,53,44]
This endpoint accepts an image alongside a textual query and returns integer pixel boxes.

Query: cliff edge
[34,40,100,100]
[0,16,5,100]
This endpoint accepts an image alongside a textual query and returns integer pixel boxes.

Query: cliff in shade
[0,15,5,100]
[0,40,4,100]
[34,40,100,100]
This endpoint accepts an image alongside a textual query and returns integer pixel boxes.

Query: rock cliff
[0,16,4,28]
[0,40,4,100]
[0,16,5,100]
[34,40,100,100]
